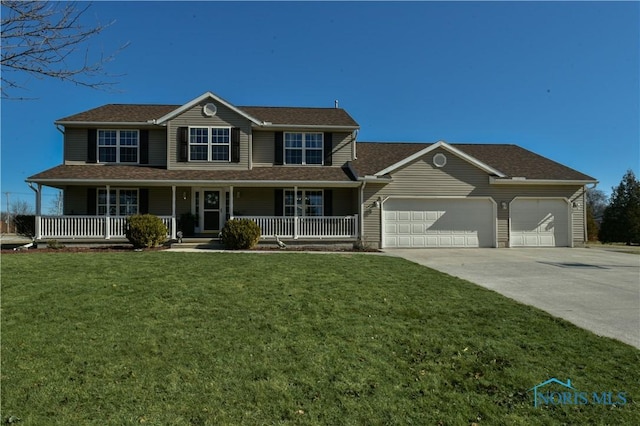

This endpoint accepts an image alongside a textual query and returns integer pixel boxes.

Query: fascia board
[26,178,361,188]
[374,141,507,178]
[154,91,263,125]
[490,177,598,185]
[252,124,359,131]
[54,121,155,127]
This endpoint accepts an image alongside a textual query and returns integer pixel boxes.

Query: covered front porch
[30,183,360,241]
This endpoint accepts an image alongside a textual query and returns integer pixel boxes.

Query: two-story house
[27,91,597,248]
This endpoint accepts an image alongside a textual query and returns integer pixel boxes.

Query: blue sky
[1,1,638,212]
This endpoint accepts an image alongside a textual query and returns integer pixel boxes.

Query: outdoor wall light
[374,200,381,208]
[500,201,508,210]
[236,191,241,199]
[183,192,187,200]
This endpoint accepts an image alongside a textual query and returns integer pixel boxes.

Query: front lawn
[2,252,638,425]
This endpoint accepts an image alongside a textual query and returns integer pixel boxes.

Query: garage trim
[380,196,497,249]
[509,197,572,248]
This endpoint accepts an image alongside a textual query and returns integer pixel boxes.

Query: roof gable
[154,92,262,125]
[374,141,506,177]
[351,142,596,182]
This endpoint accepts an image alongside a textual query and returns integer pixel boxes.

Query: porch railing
[236,215,358,239]
[38,216,173,240]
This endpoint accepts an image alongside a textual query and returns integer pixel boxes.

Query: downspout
[359,180,366,241]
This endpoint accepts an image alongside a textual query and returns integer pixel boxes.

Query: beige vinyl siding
[361,148,587,247]
[167,101,251,170]
[331,188,358,215]
[251,131,355,166]
[64,128,87,164]
[232,188,275,216]
[331,132,355,166]
[63,186,88,214]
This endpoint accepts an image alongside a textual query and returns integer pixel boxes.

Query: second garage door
[510,198,570,247]
[383,198,495,248]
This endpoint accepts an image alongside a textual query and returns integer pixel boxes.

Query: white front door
[195,189,224,233]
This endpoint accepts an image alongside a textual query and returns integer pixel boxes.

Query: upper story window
[190,126,230,162]
[285,132,323,165]
[98,130,139,163]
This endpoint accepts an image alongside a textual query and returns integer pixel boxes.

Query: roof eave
[253,123,359,131]
[54,121,158,127]
[26,177,360,188]
[490,177,598,185]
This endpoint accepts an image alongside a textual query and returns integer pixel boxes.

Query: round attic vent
[433,153,447,167]
[203,103,217,117]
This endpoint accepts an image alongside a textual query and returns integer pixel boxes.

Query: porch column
[34,184,42,240]
[105,185,111,239]
[171,186,177,239]
[229,186,234,220]
[293,186,298,239]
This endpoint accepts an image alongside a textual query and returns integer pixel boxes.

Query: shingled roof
[27,164,356,185]
[352,142,596,181]
[56,104,359,128]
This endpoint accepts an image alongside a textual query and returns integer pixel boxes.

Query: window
[98,130,139,163]
[98,189,138,216]
[189,127,230,161]
[284,133,323,165]
[284,190,324,216]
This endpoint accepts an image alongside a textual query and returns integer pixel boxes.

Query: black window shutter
[178,127,188,162]
[274,189,283,216]
[139,189,149,214]
[87,188,97,215]
[140,130,149,164]
[87,129,97,163]
[324,189,333,216]
[231,128,241,163]
[274,132,283,165]
[323,132,333,166]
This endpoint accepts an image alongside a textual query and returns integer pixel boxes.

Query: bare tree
[48,191,63,215]
[11,199,34,216]
[1,1,127,99]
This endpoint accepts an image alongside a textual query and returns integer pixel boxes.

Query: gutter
[54,121,158,127]
[490,177,599,185]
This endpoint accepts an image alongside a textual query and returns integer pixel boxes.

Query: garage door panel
[510,199,569,247]
[383,198,494,248]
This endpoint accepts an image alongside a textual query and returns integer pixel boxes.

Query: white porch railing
[236,215,358,239]
[38,216,173,240]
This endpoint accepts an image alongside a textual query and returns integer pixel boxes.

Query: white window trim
[284,132,324,165]
[188,126,231,162]
[284,189,324,217]
[97,188,139,216]
[97,129,140,164]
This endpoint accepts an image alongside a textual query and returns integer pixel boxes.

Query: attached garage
[510,198,570,247]
[383,198,495,248]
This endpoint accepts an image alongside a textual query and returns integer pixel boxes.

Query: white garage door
[383,198,495,248]
[510,199,569,247]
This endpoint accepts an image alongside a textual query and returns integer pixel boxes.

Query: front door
[202,190,221,232]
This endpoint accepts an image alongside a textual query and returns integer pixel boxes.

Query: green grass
[2,252,639,425]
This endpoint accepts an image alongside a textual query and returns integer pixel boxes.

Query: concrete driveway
[384,248,640,349]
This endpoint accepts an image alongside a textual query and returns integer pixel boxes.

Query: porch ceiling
[26,164,361,188]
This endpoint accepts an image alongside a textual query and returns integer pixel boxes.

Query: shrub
[125,214,168,248]
[220,218,261,250]
[14,215,35,239]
